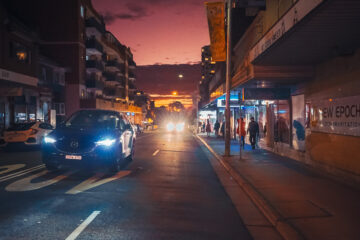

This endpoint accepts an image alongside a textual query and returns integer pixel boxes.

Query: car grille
[55,137,95,154]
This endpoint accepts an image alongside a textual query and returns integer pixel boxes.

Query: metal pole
[224,0,232,156]
[239,108,242,160]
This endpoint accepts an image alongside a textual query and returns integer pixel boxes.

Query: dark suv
[42,110,135,172]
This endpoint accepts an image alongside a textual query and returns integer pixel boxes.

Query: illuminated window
[9,41,31,63]
[80,5,85,18]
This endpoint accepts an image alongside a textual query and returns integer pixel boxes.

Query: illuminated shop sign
[311,95,360,137]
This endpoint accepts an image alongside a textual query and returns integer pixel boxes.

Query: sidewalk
[197,133,360,240]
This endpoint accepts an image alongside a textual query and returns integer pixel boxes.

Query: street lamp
[172,91,178,96]
[178,74,184,79]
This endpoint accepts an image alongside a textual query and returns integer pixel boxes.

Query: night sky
[92,0,212,66]
[92,0,213,108]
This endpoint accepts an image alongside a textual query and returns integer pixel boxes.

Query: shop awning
[0,88,23,96]
[250,0,360,65]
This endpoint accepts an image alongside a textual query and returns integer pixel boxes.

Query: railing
[86,60,104,71]
[86,38,103,53]
[85,17,105,34]
[86,76,104,89]
[106,60,124,71]
[103,71,124,84]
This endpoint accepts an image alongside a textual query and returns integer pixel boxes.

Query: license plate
[65,155,82,160]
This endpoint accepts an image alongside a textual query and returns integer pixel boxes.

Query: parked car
[41,109,135,172]
[0,122,54,148]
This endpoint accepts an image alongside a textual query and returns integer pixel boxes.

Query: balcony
[86,76,104,90]
[128,71,136,80]
[103,87,124,98]
[128,58,136,69]
[86,60,104,73]
[86,38,103,55]
[103,71,125,85]
[106,60,124,73]
[85,17,105,37]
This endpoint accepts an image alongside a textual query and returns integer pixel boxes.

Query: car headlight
[166,122,175,132]
[44,136,56,144]
[96,138,116,147]
[176,123,185,132]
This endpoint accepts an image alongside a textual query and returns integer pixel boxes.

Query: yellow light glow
[201,76,205,79]
[211,70,215,73]
[172,91,178,96]
[205,58,209,61]
[16,52,26,60]
[211,61,216,64]
[178,74,184,78]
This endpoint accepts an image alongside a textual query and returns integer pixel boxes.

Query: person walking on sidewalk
[237,118,246,149]
[214,120,220,137]
[205,119,211,137]
[247,117,259,150]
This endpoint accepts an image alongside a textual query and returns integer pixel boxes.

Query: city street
[0,131,252,240]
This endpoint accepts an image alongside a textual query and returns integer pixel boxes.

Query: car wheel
[109,155,121,173]
[127,146,135,161]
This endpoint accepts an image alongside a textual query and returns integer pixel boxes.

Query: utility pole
[224,0,232,156]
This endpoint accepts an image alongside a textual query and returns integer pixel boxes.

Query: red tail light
[30,129,38,135]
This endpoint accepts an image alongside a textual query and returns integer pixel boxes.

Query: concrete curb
[195,134,305,240]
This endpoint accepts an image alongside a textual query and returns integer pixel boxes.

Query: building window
[9,41,31,64]
[54,103,65,115]
[59,73,65,86]
[80,5,85,18]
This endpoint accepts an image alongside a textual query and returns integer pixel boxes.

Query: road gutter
[195,134,304,240]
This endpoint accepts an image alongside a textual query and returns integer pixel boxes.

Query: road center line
[65,211,101,240]
[152,149,160,156]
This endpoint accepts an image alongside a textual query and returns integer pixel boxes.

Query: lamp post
[224,0,232,157]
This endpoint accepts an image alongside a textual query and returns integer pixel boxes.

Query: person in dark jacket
[247,117,259,150]
[214,120,220,137]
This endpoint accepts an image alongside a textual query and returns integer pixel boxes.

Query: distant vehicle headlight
[166,122,175,132]
[176,122,185,132]
[96,138,116,147]
[44,136,56,144]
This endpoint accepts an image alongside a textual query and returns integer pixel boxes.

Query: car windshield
[7,122,36,131]
[65,111,120,129]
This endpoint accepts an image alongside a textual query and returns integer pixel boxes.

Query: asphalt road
[0,130,252,240]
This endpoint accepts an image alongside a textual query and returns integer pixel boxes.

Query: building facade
[1,0,145,126]
[202,0,360,184]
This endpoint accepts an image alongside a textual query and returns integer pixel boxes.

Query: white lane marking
[5,169,72,192]
[66,171,131,195]
[152,149,160,156]
[65,211,101,240]
[0,164,45,183]
[0,164,26,176]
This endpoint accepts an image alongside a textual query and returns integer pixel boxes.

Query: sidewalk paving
[198,133,360,240]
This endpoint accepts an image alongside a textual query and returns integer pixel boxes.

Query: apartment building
[4,0,143,124]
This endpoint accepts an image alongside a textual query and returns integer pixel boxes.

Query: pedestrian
[237,118,246,149]
[220,121,225,138]
[214,120,220,137]
[202,122,205,133]
[247,117,259,150]
[205,119,211,137]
